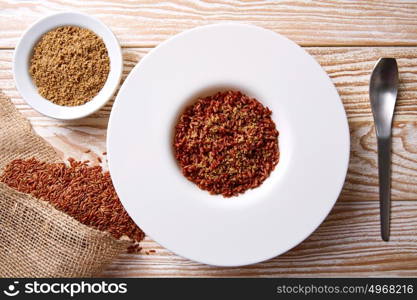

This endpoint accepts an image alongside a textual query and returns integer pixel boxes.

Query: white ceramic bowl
[13,12,123,120]
[108,24,350,266]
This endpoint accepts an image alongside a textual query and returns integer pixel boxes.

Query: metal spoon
[369,58,399,241]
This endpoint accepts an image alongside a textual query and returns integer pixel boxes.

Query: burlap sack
[0,92,131,277]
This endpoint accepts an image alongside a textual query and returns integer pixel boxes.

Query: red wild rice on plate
[174,90,279,197]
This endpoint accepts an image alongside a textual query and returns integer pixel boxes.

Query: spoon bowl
[370,58,399,138]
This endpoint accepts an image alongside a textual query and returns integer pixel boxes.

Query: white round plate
[13,12,123,120]
[108,24,349,266]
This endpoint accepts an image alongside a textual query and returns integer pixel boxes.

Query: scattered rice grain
[0,158,144,252]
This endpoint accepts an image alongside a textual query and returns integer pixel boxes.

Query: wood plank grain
[344,121,417,201]
[1,1,417,48]
[100,201,417,277]
[307,47,417,121]
[2,47,417,121]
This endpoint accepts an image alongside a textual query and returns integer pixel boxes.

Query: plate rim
[107,23,350,266]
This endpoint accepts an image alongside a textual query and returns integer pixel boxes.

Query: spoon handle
[377,136,392,241]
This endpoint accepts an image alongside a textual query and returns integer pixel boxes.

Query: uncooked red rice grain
[0,158,144,252]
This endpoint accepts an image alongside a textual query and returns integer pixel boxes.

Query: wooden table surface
[1,0,417,277]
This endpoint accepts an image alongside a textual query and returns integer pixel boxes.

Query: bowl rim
[13,11,123,120]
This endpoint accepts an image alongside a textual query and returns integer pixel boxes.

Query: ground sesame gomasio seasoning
[29,26,110,106]
[173,90,279,197]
